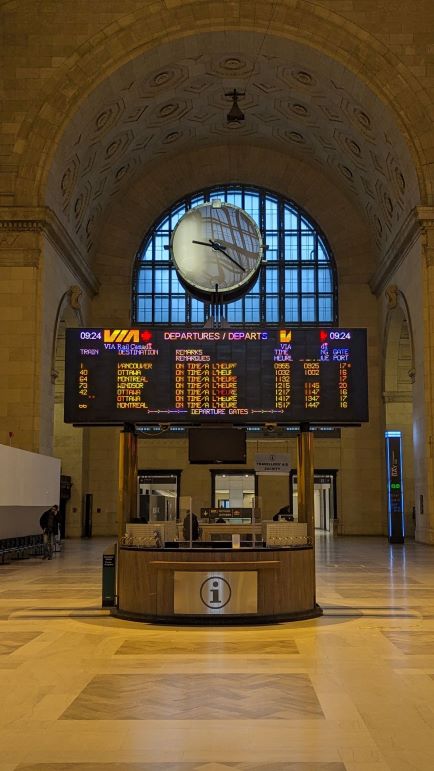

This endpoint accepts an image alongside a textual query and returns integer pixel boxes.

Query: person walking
[39,504,59,560]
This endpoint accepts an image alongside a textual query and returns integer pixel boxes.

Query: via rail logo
[200,576,232,610]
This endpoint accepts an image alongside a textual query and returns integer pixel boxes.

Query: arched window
[132,185,337,325]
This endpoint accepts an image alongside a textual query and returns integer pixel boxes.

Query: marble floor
[1,535,434,770]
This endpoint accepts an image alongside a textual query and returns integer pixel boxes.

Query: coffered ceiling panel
[46,31,419,260]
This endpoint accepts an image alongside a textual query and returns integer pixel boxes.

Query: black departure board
[64,327,368,425]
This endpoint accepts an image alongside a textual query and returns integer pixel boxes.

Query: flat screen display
[188,427,246,463]
[64,326,368,425]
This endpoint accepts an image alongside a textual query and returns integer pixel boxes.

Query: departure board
[64,327,368,425]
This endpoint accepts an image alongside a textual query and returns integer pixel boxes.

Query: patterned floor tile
[382,630,434,654]
[0,631,42,655]
[60,673,324,720]
[115,638,299,656]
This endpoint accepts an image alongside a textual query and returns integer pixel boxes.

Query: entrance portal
[291,473,337,531]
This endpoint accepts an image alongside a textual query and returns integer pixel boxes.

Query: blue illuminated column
[385,431,405,544]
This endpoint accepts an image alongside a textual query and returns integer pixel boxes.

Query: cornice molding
[0,207,99,296]
[383,390,413,404]
[370,206,434,296]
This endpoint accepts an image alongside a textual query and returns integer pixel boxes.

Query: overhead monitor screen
[64,327,368,425]
[188,427,246,464]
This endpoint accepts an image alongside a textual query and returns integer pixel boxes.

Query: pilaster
[0,206,98,451]
[417,217,434,543]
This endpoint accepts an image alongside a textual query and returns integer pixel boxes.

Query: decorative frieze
[0,207,99,296]
[370,207,434,295]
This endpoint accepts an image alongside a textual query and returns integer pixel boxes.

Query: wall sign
[255,453,290,475]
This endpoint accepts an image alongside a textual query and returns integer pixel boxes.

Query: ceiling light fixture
[225,88,245,124]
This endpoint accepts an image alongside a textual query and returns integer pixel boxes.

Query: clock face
[170,201,263,300]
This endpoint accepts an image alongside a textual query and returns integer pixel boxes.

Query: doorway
[212,471,257,510]
[137,471,180,522]
[290,471,337,531]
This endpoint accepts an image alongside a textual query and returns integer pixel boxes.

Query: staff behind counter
[273,505,294,522]
[182,512,201,541]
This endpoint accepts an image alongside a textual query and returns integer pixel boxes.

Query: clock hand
[191,239,246,272]
[208,240,246,272]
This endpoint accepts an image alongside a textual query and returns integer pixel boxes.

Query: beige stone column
[0,221,42,451]
[416,218,434,543]
[297,424,316,604]
[296,425,315,542]
[117,425,138,543]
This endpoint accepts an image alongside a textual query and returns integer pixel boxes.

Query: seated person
[272,505,294,522]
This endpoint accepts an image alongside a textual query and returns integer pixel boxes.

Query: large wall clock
[170,200,264,301]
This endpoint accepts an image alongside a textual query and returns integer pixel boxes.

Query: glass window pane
[171,204,187,228]
[191,299,205,323]
[266,296,278,322]
[266,268,279,293]
[285,268,298,292]
[155,234,169,261]
[318,267,332,292]
[285,296,299,322]
[250,275,261,292]
[318,295,333,322]
[155,269,169,293]
[284,235,298,261]
[301,268,315,293]
[171,271,185,294]
[191,194,205,206]
[137,296,152,323]
[140,242,153,261]
[170,297,186,323]
[301,235,315,260]
[301,296,315,322]
[244,192,260,225]
[265,232,278,260]
[318,238,328,261]
[301,215,313,232]
[284,206,298,230]
[245,296,260,322]
[226,191,242,207]
[137,268,152,293]
[154,297,169,322]
[265,196,278,230]
[226,299,243,323]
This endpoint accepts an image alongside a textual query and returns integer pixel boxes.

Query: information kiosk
[64,326,368,624]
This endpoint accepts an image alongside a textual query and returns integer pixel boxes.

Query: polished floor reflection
[1,535,434,770]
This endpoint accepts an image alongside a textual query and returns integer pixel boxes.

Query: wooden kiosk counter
[116,544,320,623]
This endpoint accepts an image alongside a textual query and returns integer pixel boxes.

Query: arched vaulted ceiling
[45,32,419,263]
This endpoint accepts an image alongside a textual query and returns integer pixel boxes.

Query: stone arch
[88,143,374,327]
[12,1,429,228]
[383,285,416,394]
[50,285,83,384]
